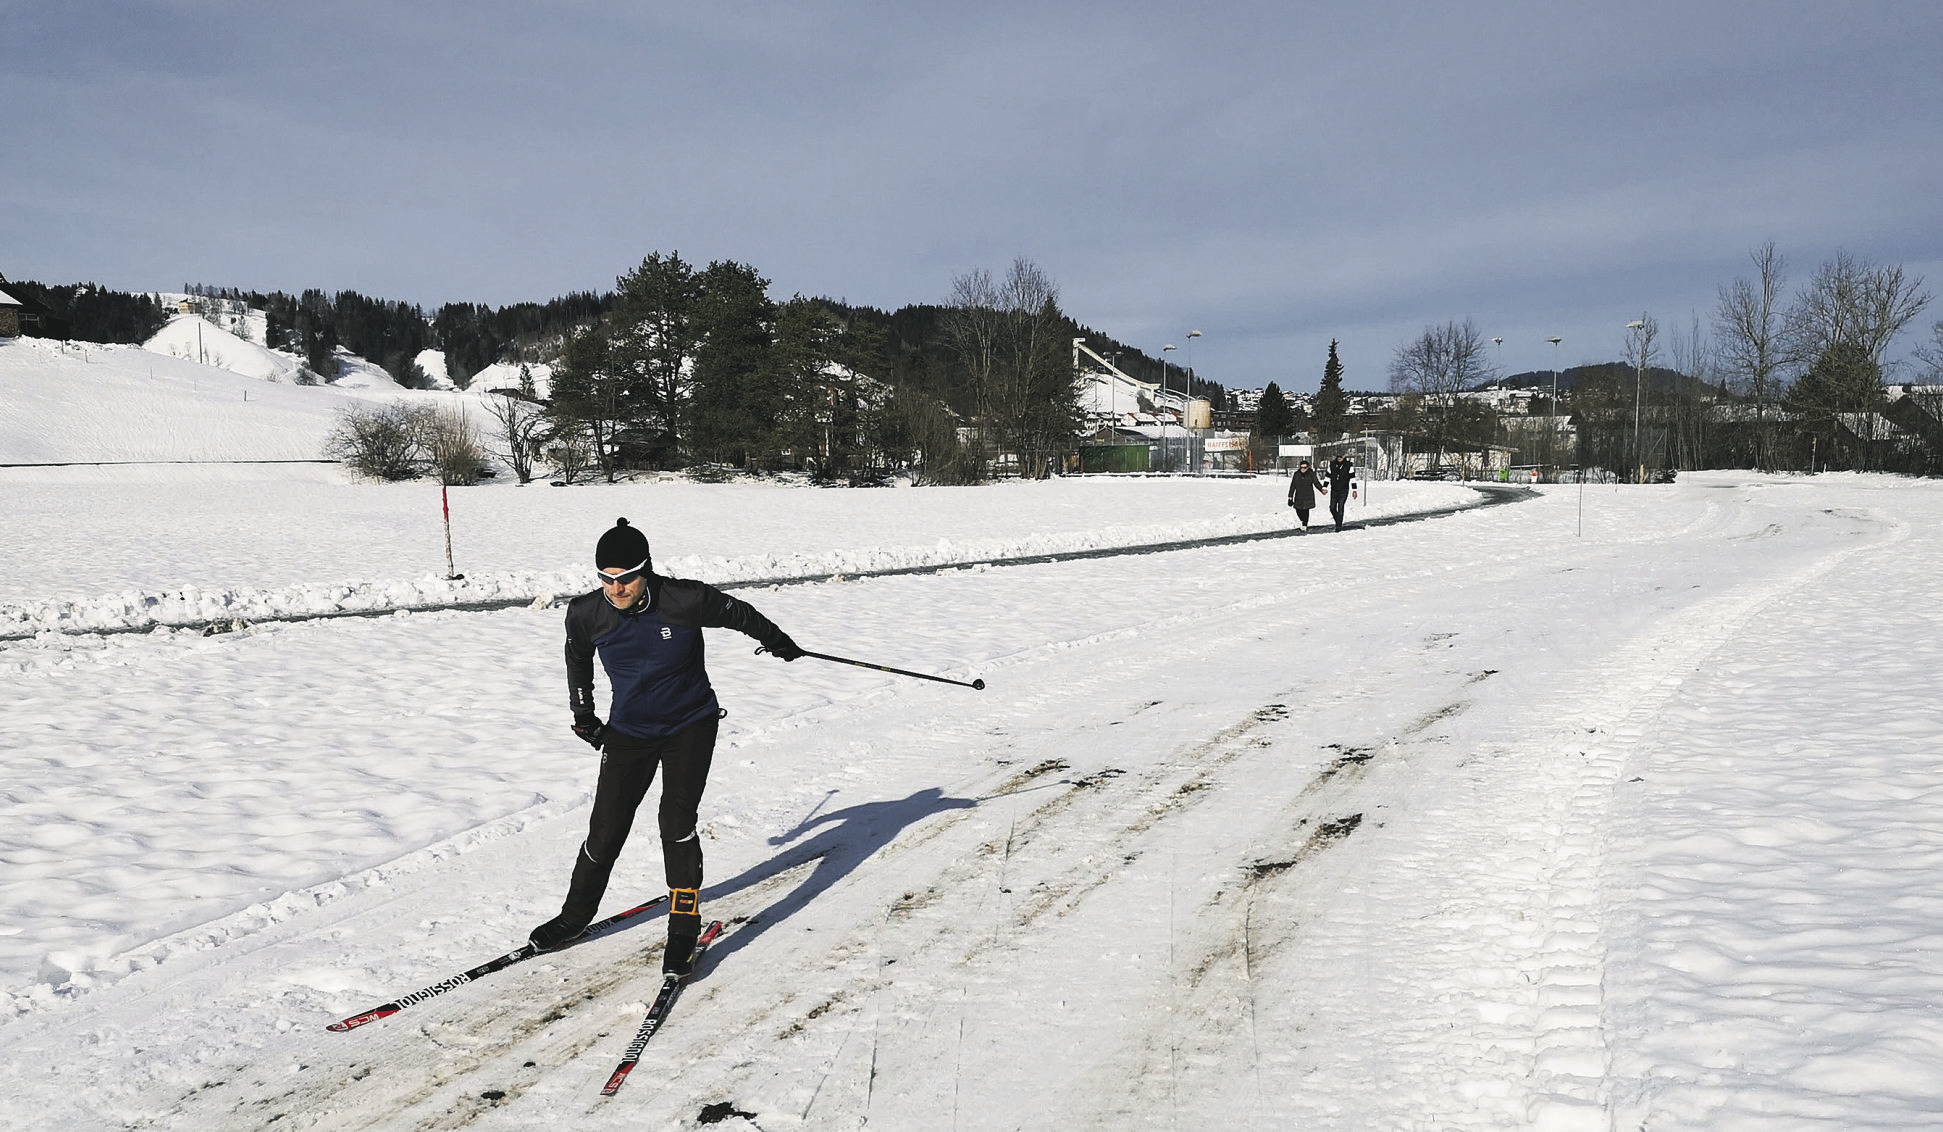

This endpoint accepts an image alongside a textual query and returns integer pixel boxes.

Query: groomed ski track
[0,483,1524,643]
[1,477,1926,1129]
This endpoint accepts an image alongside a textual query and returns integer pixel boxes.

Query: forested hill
[819,299,1228,410]
[1497,365,1703,395]
[13,274,1226,410]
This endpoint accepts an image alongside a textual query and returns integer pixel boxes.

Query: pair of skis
[324,897,722,1097]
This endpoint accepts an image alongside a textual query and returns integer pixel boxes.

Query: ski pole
[759,647,985,690]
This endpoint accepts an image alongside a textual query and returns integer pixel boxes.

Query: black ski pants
[1330,492,1348,530]
[578,714,717,899]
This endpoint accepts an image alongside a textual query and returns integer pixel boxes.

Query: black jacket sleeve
[564,591,608,721]
[653,577,789,647]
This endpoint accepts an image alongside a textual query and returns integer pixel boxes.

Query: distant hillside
[5,279,168,343]
[1494,364,1693,394]
[12,273,1212,431]
[0,336,359,464]
[815,299,1227,411]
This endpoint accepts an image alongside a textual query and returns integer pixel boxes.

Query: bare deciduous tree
[941,258,1077,479]
[1668,312,1715,472]
[1786,251,1932,369]
[485,392,546,484]
[326,402,432,481]
[1388,318,1496,468]
[421,404,486,486]
[1912,320,1943,382]
[1714,242,1788,469]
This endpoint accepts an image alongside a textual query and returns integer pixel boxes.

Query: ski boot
[664,887,702,976]
[529,842,613,951]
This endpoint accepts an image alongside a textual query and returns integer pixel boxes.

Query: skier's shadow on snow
[696,786,976,968]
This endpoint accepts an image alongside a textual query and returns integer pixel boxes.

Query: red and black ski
[325,896,668,1032]
[600,919,724,1096]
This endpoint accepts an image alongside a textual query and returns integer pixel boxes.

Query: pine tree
[1314,339,1349,441]
[547,325,624,482]
[687,261,778,466]
[610,252,702,452]
[1255,381,1294,439]
[769,297,845,472]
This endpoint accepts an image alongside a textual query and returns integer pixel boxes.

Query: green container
[1079,444,1151,473]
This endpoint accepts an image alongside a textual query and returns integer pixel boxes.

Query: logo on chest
[661,626,673,640]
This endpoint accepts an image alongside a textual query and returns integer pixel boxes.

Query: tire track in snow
[1241,501,1905,1130]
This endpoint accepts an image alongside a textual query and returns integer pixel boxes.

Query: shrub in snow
[423,405,487,486]
[326,403,431,481]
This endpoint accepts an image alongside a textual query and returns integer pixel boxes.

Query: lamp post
[1185,330,1202,471]
[1162,344,1179,471]
[1105,350,1119,427]
[1547,336,1562,474]
[1491,336,1504,470]
[1626,318,1648,483]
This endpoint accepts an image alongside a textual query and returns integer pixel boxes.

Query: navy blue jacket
[566,575,788,740]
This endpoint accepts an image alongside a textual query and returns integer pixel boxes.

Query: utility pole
[1547,336,1562,474]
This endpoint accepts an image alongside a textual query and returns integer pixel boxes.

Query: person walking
[1286,457,1326,530]
[1327,454,1354,531]
[531,517,803,975]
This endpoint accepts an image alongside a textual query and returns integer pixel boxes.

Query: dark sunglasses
[597,561,648,587]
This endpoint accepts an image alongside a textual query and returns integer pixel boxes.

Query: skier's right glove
[572,715,606,750]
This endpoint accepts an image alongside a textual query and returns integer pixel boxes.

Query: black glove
[764,633,805,662]
[571,715,606,750]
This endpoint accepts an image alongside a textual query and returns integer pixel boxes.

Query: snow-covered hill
[145,313,307,383]
[0,335,360,464]
[0,326,515,469]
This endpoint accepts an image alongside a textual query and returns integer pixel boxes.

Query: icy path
[1,474,1940,1129]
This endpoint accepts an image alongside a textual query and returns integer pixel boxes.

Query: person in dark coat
[1286,458,1326,529]
[1327,454,1354,531]
[531,518,802,974]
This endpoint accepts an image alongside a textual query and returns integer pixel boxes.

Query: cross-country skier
[1327,454,1354,531]
[530,517,803,974]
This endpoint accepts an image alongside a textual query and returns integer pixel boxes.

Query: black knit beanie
[595,517,651,571]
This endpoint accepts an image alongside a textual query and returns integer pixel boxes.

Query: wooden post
[442,484,462,580]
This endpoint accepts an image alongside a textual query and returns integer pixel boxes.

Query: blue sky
[5,1,1939,390]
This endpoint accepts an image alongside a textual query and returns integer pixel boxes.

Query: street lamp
[1162,344,1179,470]
[1626,318,1647,483]
[1547,336,1562,473]
[1105,351,1119,427]
[1185,331,1203,471]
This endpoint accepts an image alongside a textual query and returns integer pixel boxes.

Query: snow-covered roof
[0,287,20,307]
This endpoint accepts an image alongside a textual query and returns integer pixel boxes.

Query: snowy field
[6,338,1943,1128]
[3,464,1940,1130]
